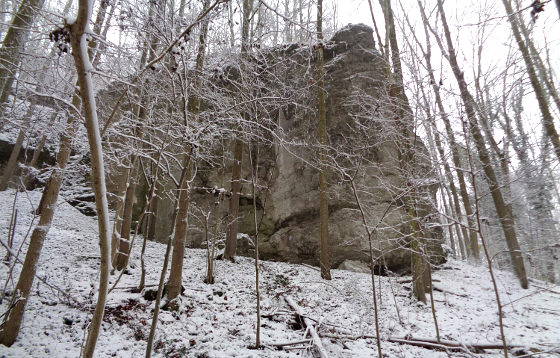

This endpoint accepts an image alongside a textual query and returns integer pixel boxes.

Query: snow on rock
[1,188,559,357]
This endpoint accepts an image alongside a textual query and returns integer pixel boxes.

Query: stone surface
[337,260,370,274]
[230,24,445,273]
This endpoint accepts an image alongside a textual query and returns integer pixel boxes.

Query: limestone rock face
[230,24,445,273]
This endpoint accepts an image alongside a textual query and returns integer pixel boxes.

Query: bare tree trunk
[0,130,24,191]
[0,0,45,112]
[347,175,383,357]
[166,153,192,308]
[0,112,76,345]
[422,105,463,258]
[224,0,253,262]
[69,1,111,355]
[501,0,560,163]
[316,0,331,280]
[417,81,466,259]
[249,142,261,348]
[113,162,139,270]
[224,138,243,261]
[463,118,510,358]
[166,0,211,305]
[380,0,428,297]
[437,0,528,289]
[145,230,173,358]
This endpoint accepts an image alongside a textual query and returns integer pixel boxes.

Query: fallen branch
[270,339,312,347]
[300,263,320,272]
[284,295,329,358]
[432,285,469,298]
[397,278,440,284]
[389,336,524,352]
[527,280,560,295]
[389,337,462,352]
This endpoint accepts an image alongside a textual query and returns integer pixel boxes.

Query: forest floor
[0,188,559,357]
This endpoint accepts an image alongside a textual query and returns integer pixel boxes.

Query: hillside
[1,189,559,357]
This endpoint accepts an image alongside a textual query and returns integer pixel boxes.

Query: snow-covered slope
[1,189,559,357]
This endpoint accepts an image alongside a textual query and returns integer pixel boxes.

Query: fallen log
[432,285,469,298]
[284,295,329,358]
[389,336,522,353]
[389,338,462,352]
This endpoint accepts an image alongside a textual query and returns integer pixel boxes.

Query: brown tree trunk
[166,154,192,307]
[224,0,253,262]
[0,110,76,345]
[0,130,24,191]
[69,1,111,355]
[166,0,211,306]
[224,138,243,261]
[437,0,528,289]
[0,0,45,112]
[113,164,138,271]
[317,0,331,280]
[380,0,427,297]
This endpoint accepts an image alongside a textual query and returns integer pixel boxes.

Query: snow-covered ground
[0,188,559,357]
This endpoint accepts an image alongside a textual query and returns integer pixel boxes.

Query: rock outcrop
[186,24,445,273]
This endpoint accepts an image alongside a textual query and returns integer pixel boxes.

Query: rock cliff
[187,24,445,273]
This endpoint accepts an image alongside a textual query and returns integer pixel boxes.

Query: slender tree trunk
[501,0,560,163]
[224,138,243,261]
[0,108,77,346]
[418,83,466,259]
[437,0,528,288]
[249,143,261,348]
[380,0,428,297]
[316,0,331,280]
[0,0,45,113]
[463,120,510,358]
[145,230,173,358]
[166,0,211,306]
[166,153,192,308]
[0,130,24,191]
[348,176,383,357]
[113,162,139,270]
[69,1,111,355]
[224,0,253,262]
